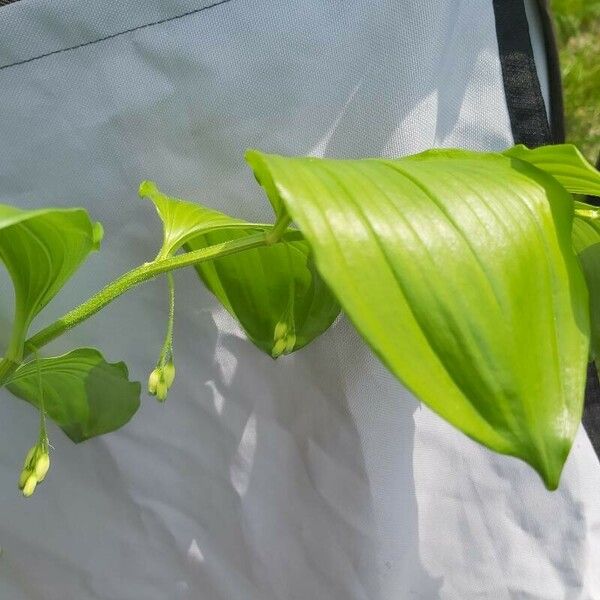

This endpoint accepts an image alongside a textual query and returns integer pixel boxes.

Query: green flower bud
[18,468,31,490]
[148,368,161,395]
[162,361,176,388]
[274,321,288,341]
[34,452,50,482]
[23,445,37,469]
[22,474,37,498]
[272,338,287,358]
[156,380,168,402]
[284,333,296,354]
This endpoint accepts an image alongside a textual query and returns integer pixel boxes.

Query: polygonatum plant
[1,143,600,496]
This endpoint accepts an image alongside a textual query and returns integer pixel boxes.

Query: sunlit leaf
[140,181,340,356]
[572,205,600,359]
[6,348,140,443]
[504,144,600,196]
[246,147,590,489]
[0,205,102,359]
[139,180,249,259]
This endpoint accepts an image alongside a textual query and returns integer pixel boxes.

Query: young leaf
[246,148,590,489]
[140,181,340,356]
[6,348,140,443]
[139,180,251,259]
[572,205,600,359]
[504,144,600,196]
[0,205,102,360]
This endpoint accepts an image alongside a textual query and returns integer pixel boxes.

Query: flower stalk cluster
[19,442,50,497]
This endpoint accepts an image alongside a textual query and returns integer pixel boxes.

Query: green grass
[551,0,600,164]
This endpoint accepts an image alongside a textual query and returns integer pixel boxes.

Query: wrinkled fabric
[0,1,599,598]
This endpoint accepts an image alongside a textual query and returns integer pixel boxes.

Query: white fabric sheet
[0,1,599,598]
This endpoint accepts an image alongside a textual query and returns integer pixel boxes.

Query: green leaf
[246,147,590,489]
[572,205,600,359]
[6,348,140,443]
[140,181,340,356]
[504,144,600,196]
[186,229,340,355]
[0,205,102,360]
[139,180,251,258]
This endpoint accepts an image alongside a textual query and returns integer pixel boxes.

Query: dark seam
[0,0,234,72]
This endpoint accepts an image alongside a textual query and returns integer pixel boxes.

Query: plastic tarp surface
[0,1,599,598]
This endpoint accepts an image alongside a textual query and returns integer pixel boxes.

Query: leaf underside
[246,147,592,489]
[7,348,140,443]
[0,204,102,357]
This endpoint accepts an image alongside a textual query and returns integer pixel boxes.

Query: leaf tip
[138,180,158,199]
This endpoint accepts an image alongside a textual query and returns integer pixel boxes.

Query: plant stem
[0,229,302,385]
[158,272,175,367]
[24,233,268,355]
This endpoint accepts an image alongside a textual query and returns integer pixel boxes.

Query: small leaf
[139,180,250,258]
[6,348,140,443]
[0,205,102,359]
[572,205,600,359]
[504,144,600,196]
[140,181,340,356]
[246,147,590,489]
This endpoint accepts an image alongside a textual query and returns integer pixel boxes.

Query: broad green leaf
[572,205,600,359]
[504,144,600,196]
[0,205,102,359]
[140,181,340,356]
[186,230,340,355]
[6,348,140,443]
[246,147,590,489]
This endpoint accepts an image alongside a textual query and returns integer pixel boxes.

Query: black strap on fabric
[494,0,600,459]
[492,0,553,146]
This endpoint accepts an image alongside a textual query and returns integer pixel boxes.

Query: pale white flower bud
[18,468,31,490]
[156,380,168,402]
[162,362,175,388]
[148,368,161,395]
[22,474,37,498]
[34,453,50,482]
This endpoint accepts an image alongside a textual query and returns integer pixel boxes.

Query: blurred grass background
[550,0,600,163]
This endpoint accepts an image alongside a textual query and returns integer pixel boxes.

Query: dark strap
[492,0,553,146]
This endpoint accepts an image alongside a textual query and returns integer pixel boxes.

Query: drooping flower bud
[23,445,37,470]
[272,338,287,358]
[156,380,169,402]
[18,468,31,490]
[162,361,176,388]
[22,474,37,498]
[284,333,296,354]
[34,452,50,482]
[274,321,288,342]
[148,368,161,395]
